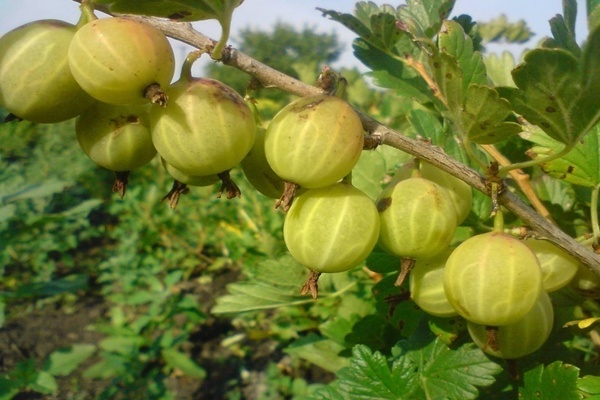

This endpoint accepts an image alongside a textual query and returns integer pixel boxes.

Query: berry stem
[162,180,190,209]
[112,171,130,199]
[493,209,505,233]
[181,50,206,81]
[395,258,415,287]
[77,0,97,28]
[300,270,322,299]
[217,171,241,199]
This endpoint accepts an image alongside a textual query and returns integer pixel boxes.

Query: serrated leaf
[212,255,321,314]
[484,52,516,87]
[502,42,600,146]
[430,51,464,111]
[319,8,385,50]
[43,344,96,377]
[285,334,350,373]
[315,344,420,399]
[397,329,502,400]
[373,275,423,337]
[544,14,581,56]
[162,349,206,378]
[519,361,580,400]
[316,329,500,400]
[523,124,600,187]
[353,40,432,102]
[438,20,487,92]
[501,49,579,144]
[398,0,456,39]
[462,84,522,144]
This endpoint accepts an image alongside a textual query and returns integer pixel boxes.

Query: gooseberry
[377,177,457,260]
[264,94,364,189]
[524,238,578,292]
[283,183,380,274]
[68,16,175,105]
[151,53,256,177]
[468,291,553,359]
[409,247,458,317]
[443,231,543,326]
[0,19,94,123]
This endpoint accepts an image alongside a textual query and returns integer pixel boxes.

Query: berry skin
[377,177,458,260]
[283,183,380,274]
[0,20,94,123]
[468,291,553,359]
[151,78,256,177]
[264,94,364,189]
[68,17,175,105]
[443,231,543,326]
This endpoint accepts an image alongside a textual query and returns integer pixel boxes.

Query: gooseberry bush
[3,0,600,398]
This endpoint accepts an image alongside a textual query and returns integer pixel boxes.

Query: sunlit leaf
[523,124,600,187]
[43,344,96,377]
[519,361,580,400]
[483,51,516,87]
[462,84,522,144]
[313,330,500,400]
[397,0,456,39]
[285,334,350,373]
[438,20,487,92]
[162,349,206,378]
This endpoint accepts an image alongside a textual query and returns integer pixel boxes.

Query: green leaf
[578,375,600,396]
[366,249,400,274]
[285,334,350,373]
[501,39,600,146]
[162,349,206,378]
[523,124,600,187]
[407,109,468,164]
[501,49,579,144]
[28,371,57,395]
[427,316,467,345]
[397,329,501,400]
[373,275,423,338]
[353,40,431,102]
[438,20,487,92]
[589,0,600,32]
[96,0,243,22]
[430,51,464,112]
[476,14,533,44]
[483,52,516,87]
[8,274,89,299]
[544,14,581,56]
[0,180,68,204]
[353,146,409,201]
[519,361,580,400]
[461,84,522,144]
[212,255,319,314]
[319,5,395,53]
[43,344,96,377]
[397,0,456,39]
[314,344,420,399]
[315,329,500,400]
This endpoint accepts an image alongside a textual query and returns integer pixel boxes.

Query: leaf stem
[498,142,575,176]
[591,184,600,245]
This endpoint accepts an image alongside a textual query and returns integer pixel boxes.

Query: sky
[0,0,589,76]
